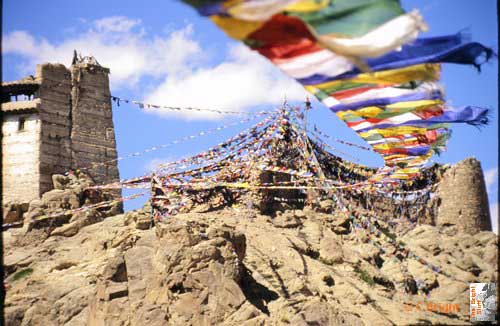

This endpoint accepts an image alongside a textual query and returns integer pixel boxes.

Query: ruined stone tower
[1,58,120,205]
[435,157,492,233]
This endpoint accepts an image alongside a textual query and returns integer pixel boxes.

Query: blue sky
[2,0,498,231]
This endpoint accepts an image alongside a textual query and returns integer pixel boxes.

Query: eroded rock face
[4,212,259,325]
[3,206,498,325]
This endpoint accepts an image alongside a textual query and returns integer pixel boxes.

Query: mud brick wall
[70,63,120,189]
[2,111,41,203]
[435,157,492,233]
[38,63,73,194]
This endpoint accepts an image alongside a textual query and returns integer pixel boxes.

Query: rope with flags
[180,1,494,180]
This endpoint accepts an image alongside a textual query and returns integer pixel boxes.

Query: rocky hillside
[3,195,498,325]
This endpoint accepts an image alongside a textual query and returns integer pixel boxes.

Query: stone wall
[1,112,41,203]
[70,63,120,188]
[435,157,492,233]
[38,63,73,194]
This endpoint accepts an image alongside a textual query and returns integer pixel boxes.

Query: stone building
[434,157,492,233]
[1,57,120,205]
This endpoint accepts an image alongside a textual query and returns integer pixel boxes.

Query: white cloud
[484,168,498,192]
[3,17,308,120]
[3,31,38,56]
[144,44,308,120]
[94,16,141,33]
[2,17,201,88]
[490,203,498,234]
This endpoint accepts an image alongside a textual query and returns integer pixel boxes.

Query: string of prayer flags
[181,0,494,179]
[76,109,276,175]
[148,105,445,220]
[296,32,494,85]
[183,0,427,61]
[110,96,273,116]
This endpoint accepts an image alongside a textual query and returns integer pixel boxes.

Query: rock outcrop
[21,172,121,236]
[4,204,498,325]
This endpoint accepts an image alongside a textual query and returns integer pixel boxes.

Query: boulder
[50,209,103,237]
[273,211,302,228]
[42,189,80,211]
[3,202,25,225]
[318,199,334,213]
[124,209,153,230]
[207,225,246,261]
[52,174,74,190]
[319,231,343,264]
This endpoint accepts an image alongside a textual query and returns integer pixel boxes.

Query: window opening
[18,117,26,131]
